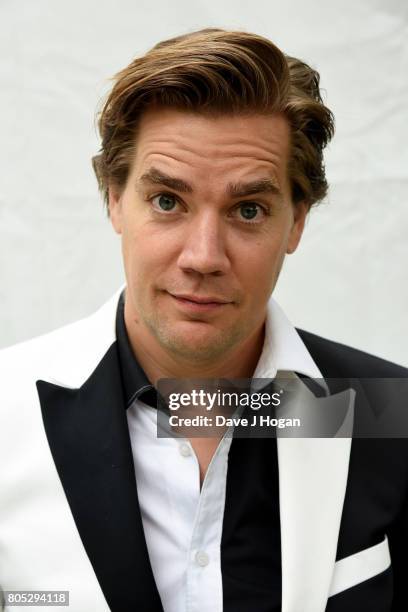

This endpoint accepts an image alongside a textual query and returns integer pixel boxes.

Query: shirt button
[179,443,192,457]
[195,551,209,567]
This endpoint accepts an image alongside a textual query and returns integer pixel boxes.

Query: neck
[124,305,265,387]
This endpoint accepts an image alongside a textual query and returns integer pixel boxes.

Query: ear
[286,201,309,254]
[108,184,123,235]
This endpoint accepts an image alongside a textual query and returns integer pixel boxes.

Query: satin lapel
[278,388,355,612]
[37,342,163,612]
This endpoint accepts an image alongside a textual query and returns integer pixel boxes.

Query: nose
[177,211,231,276]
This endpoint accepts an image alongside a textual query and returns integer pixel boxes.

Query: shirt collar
[254,297,324,380]
[116,291,157,409]
[116,292,326,410]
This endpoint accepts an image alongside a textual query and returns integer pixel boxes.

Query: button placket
[195,550,210,567]
[186,436,232,612]
[179,442,192,457]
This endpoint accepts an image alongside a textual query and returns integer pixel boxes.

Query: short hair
[92,28,334,211]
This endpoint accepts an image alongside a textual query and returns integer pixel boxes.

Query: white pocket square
[329,536,391,598]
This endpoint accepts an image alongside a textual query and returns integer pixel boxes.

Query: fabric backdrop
[0,0,407,366]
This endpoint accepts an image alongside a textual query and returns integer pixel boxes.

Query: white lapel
[278,389,355,612]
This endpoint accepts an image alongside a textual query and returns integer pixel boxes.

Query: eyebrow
[138,167,282,198]
[139,168,193,193]
[228,178,282,198]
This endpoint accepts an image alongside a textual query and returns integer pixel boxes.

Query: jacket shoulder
[0,316,93,388]
[297,329,408,378]
[0,292,119,391]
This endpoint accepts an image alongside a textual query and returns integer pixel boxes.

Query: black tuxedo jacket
[0,290,407,612]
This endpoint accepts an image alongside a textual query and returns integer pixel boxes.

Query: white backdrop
[0,0,407,366]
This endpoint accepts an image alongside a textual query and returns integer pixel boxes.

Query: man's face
[109,109,307,363]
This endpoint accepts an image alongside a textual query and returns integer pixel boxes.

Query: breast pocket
[329,536,391,597]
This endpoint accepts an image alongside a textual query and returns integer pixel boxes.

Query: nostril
[177,244,230,276]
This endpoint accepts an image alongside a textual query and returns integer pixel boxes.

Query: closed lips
[171,294,231,304]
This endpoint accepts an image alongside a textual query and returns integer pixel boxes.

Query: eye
[239,202,258,220]
[236,202,267,222]
[151,193,178,212]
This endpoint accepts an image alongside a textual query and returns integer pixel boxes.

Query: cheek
[237,237,287,295]
[240,234,286,271]
[121,227,174,289]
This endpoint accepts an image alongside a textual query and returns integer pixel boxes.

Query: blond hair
[92,28,334,210]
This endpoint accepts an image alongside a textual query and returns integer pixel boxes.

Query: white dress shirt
[126,298,323,612]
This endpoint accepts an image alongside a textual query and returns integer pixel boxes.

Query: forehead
[131,108,291,189]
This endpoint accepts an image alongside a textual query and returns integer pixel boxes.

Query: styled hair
[92,28,334,211]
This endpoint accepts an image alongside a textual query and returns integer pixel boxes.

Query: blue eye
[153,194,177,211]
[239,203,259,220]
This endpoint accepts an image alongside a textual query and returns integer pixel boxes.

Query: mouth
[168,292,232,313]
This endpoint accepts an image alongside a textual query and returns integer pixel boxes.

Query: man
[0,28,407,612]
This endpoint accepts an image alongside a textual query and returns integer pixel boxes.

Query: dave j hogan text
[168,414,301,429]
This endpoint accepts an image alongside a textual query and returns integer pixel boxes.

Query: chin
[156,321,241,363]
